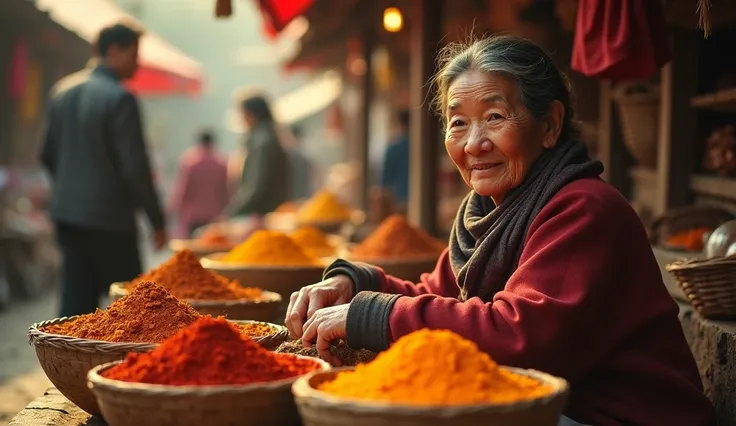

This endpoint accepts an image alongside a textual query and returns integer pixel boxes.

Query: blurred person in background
[380,109,410,207]
[223,92,289,218]
[169,130,230,238]
[285,125,313,201]
[40,22,167,317]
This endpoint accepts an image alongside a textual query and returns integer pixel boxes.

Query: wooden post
[655,28,699,216]
[407,0,442,234]
[356,7,377,212]
[597,80,631,198]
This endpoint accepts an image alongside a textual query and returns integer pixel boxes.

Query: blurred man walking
[41,23,167,316]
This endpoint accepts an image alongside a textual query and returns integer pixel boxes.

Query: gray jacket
[41,65,165,232]
[224,123,289,217]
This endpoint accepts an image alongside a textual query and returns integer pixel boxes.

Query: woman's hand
[302,304,349,366]
[285,275,354,339]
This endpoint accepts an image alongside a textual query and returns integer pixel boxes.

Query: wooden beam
[407,0,443,234]
[356,3,378,212]
[597,80,631,197]
[655,28,699,216]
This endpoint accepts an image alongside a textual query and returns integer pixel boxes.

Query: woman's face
[444,70,561,203]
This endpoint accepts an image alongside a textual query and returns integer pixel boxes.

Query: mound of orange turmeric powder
[319,329,553,405]
[297,190,353,224]
[291,226,336,257]
[130,249,262,301]
[352,214,445,261]
[42,282,276,343]
[221,230,321,266]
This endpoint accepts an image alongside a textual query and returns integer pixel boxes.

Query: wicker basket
[108,282,284,322]
[200,254,325,300]
[168,239,234,258]
[88,357,330,426]
[293,367,569,426]
[28,318,289,414]
[666,256,736,319]
[27,317,156,415]
[613,89,659,168]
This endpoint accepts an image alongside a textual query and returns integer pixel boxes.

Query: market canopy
[255,0,315,38]
[34,0,204,97]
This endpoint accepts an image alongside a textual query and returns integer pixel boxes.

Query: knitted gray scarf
[449,140,604,301]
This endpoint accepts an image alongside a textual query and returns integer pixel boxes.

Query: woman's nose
[464,125,492,156]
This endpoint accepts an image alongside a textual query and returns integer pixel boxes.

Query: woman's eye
[488,113,503,121]
[450,119,465,128]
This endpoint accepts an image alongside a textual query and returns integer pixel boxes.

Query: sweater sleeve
[323,250,458,298]
[348,191,623,381]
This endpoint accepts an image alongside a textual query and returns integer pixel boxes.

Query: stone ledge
[679,303,736,426]
[9,388,103,426]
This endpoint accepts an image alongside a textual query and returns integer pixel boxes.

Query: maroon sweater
[328,178,715,426]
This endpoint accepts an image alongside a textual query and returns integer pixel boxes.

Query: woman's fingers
[286,288,309,338]
[316,333,342,367]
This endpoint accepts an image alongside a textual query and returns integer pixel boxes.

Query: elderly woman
[285,36,715,425]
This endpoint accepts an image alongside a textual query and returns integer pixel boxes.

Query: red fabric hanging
[257,0,314,38]
[571,0,671,81]
[125,66,202,98]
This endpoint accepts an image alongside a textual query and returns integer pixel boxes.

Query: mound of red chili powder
[103,316,321,386]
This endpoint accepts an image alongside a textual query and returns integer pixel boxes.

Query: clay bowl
[293,367,569,426]
[200,254,326,301]
[109,282,283,322]
[88,356,330,426]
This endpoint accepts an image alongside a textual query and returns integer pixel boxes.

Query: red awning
[256,0,315,38]
[35,0,204,97]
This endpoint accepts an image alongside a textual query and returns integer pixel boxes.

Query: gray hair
[433,35,577,141]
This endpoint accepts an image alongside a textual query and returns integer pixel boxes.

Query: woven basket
[614,91,659,168]
[666,256,736,319]
[168,239,234,258]
[200,254,325,300]
[27,317,156,415]
[108,282,284,322]
[650,205,733,247]
[28,318,289,414]
[293,367,569,426]
[88,356,330,426]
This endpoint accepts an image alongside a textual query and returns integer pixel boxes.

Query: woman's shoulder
[533,177,642,232]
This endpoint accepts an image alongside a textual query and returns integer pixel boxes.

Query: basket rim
[29,317,286,351]
[665,255,736,271]
[88,356,330,396]
[200,254,327,271]
[109,282,283,307]
[340,246,443,265]
[292,366,569,415]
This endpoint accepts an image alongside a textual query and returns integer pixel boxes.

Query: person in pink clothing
[169,130,230,238]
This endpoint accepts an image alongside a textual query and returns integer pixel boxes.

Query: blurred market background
[3,0,736,423]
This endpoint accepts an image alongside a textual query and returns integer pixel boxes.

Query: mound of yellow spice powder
[297,190,352,224]
[291,226,336,257]
[220,230,321,266]
[318,329,553,405]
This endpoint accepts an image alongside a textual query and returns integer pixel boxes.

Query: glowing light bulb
[383,7,403,33]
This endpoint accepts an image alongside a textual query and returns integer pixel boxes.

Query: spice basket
[292,367,569,426]
[168,239,234,258]
[666,256,736,319]
[28,317,157,415]
[109,282,284,322]
[297,210,367,235]
[649,205,733,247]
[200,254,325,300]
[88,356,330,426]
[29,318,288,415]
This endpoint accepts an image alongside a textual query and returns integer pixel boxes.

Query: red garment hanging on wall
[571,0,671,81]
